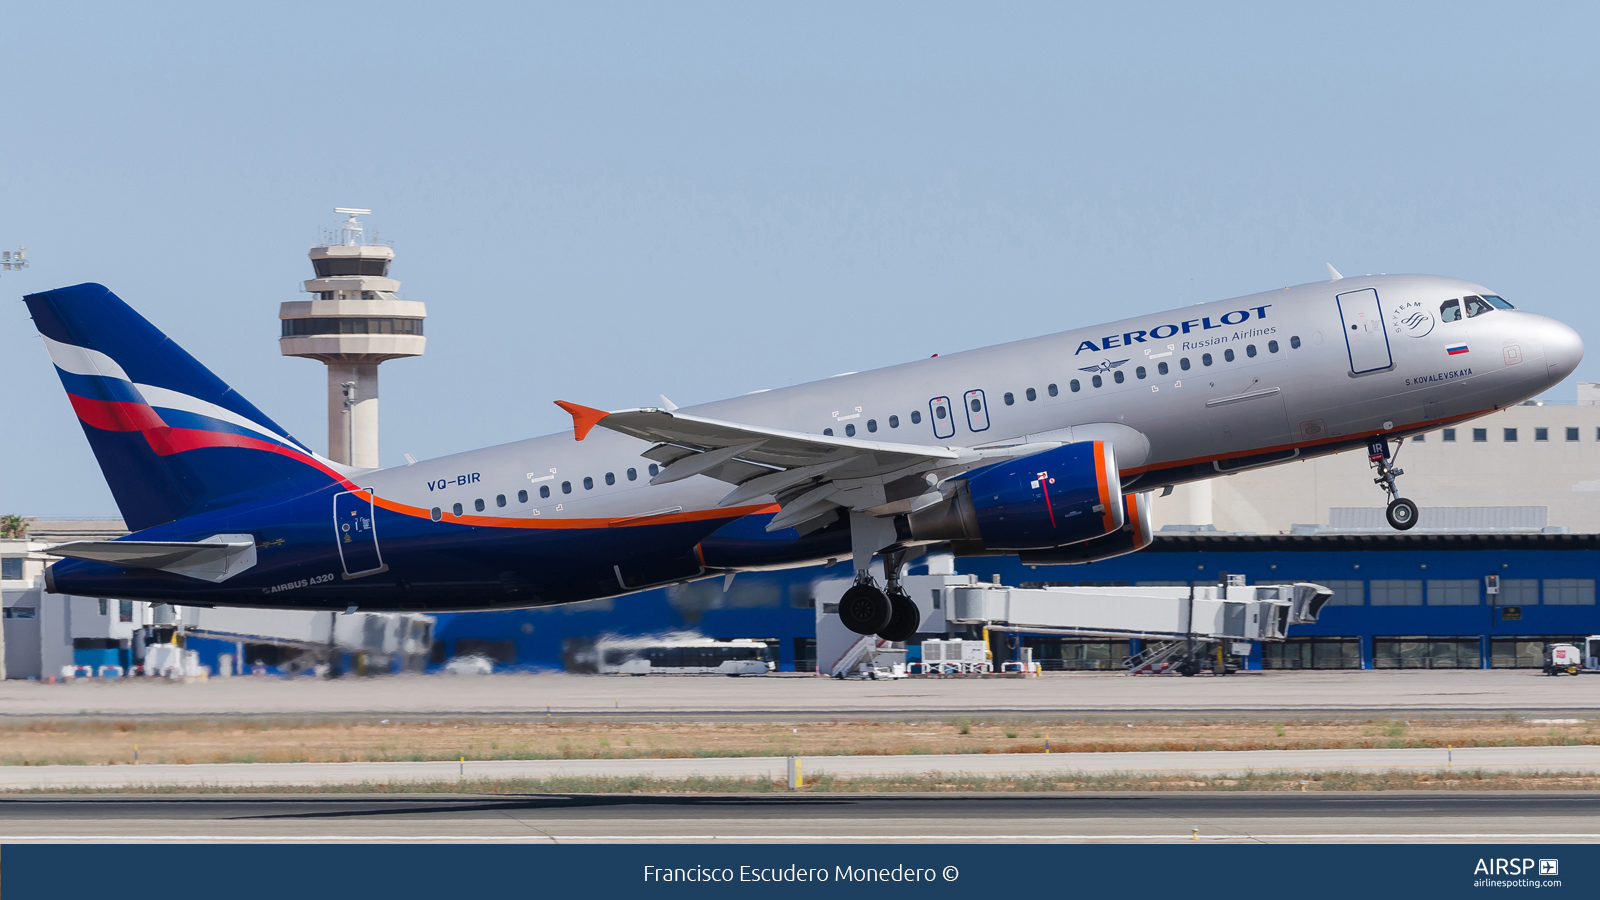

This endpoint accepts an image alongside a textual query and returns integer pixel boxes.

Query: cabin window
[1157,361,1169,375]
[1268,340,1279,353]
[1136,366,1146,379]
[1070,379,1080,392]
[1113,370,1124,383]
[1180,357,1191,371]
[970,397,983,412]
[889,415,899,428]
[474,498,485,512]
[845,423,856,437]
[911,411,922,424]
[627,468,637,480]
[1003,392,1014,406]
[1290,335,1301,349]
[823,427,833,435]
[1246,344,1257,358]
[1048,383,1058,396]
[1092,375,1103,388]
[540,485,551,498]
[867,419,877,432]
[935,406,947,419]
[1202,353,1213,366]
[1224,348,1235,362]
[430,507,442,521]
[562,481,572,494]
[452,503,463,517]
[583,476,594,490]
[496,494,506,507]
[649,463,660,476]
[1026,387,1036,401]
[518,490,528,503]
[605,472,615,485]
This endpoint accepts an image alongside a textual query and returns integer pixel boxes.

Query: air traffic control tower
[278,209,426,468]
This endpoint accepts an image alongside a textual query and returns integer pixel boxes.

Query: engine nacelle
[1017,490,1153,565]
[907,441,1124,551]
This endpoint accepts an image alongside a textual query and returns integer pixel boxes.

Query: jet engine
[1016,490,1153,565]
[906,441,1124,551]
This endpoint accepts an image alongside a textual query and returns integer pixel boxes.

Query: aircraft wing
[557,401,969,531]
[46,534,259,583]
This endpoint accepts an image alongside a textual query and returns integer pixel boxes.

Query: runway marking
[3,833,1599,843]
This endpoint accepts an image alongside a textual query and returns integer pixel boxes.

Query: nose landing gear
[1369,438,1418,531]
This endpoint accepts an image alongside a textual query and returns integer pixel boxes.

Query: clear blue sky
[4,2,1598,516]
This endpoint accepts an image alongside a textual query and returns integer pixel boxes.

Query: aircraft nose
[1540,317,1584,387]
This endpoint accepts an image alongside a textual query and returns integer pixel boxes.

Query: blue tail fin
[25,283,343,530]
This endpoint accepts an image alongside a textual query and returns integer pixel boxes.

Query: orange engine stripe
[1093,441,1117,533]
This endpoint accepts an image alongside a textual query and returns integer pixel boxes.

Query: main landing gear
[838,546,922,642]
[1369,438,1418,531]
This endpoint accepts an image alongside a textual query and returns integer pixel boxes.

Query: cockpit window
[1464,295,1495,318]
[1440,298,1461,322]
[1483,294,1515,309]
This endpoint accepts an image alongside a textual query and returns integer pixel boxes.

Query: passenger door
[1336,288,1393,375]
[333,489,385,578]
[929,396,955,439]
[963,390,990,433]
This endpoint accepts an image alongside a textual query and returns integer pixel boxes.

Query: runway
[0,792,1593,843]
[0,669,1591,720]
[0,745,1594,790]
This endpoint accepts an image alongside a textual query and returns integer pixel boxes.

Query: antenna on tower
[332,208,372,246]
[0,247,27,275]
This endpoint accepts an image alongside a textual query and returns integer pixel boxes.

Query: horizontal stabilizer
[46,534,258,583]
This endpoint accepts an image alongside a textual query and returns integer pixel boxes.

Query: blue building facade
[981,533,1600,670]
[186,533,1599,675]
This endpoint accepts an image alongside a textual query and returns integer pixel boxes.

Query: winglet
[1325,263,1344,282]
[554,401,609,441]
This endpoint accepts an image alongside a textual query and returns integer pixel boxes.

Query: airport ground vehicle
[1544,636,1600,675]
[593,636,773,676]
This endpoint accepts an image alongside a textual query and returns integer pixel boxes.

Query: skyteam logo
[1078,358,1130,374]
[1389,299,1434,338]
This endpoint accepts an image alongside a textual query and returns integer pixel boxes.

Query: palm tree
[0,515,28,539]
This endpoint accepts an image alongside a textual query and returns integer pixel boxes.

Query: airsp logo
[1391,300,1434,338]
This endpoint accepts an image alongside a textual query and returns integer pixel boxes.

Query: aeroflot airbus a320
[27,271,1583,641]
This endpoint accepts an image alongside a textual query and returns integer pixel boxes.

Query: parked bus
[594,635,774,675]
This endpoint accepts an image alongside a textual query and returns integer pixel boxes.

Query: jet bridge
[814,569,1331,676]
[946,580,1331,642]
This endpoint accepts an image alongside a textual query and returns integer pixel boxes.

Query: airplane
[26,271,1583,642]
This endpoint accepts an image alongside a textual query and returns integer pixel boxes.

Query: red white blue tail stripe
[25,283,349,529]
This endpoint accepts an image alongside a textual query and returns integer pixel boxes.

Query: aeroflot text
[1074,305,1272,354]
[642,865,942,883]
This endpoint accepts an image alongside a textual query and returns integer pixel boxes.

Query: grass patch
[10,769,1600,795]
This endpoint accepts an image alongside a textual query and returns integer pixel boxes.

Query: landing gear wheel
[1386,497,1419,531]
[876,590,922,642]
[839,583,892,635]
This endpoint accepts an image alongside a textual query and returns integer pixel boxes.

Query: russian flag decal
[1446,343,1469,355]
